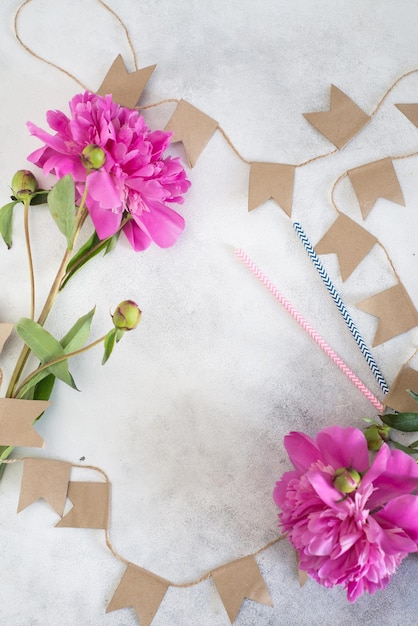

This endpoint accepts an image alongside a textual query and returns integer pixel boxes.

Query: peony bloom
[27,92,191,251]
[273,426,418,602]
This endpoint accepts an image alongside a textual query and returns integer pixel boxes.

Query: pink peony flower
[273,426,418,602]
[27,92,191,251]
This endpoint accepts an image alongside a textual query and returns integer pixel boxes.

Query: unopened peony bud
[81,144,106,170]
[11,170,38,201]
[364,424,391,451]
[112,300,141,331]
[333,467,361,494]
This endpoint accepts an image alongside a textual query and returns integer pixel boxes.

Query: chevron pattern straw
[293,222,389,395]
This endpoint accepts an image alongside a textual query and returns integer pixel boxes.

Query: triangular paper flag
[96,54,156,108]
[55,481,110,529]
[0,323,13,352]
[0,398,50,447]
[107,563,169,626]
[248,162,295,216]
[17,458,71,516]
[385,366,418,412]
[298,569,308,587]
[347,158,405,219]
[395,103,418,128]
[295,550,308,587]
[358,283,418,346]
[303,84,370,149]
[164,99,218,167]
[212,555,273,624]
[315,214,378,281]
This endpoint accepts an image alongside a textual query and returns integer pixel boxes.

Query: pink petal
[308,470,349,511]
[26,121,68,154]
[376,494,418,544]
[132,201,185,248]
[87,199,122,240]
[87,170,122,210]
[368,448,418,509]
[283,431,321,473]
[122,219,152,251]
[316,426,369,472]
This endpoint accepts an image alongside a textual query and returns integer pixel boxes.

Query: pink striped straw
[235,248,384,413]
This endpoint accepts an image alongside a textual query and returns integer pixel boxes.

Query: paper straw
[235,248,384,413]
[293,222,389,395]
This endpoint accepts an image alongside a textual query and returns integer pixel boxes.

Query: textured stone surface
[1,1,418,624]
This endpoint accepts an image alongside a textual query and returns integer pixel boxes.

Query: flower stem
[6,190,89,399]
[23,198,35,320]
[14,333,108,399]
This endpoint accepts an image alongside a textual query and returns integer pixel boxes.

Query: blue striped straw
[293,221,389,395]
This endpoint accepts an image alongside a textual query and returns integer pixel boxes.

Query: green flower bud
[11,170,38,201]
[112,300,141,331]
[81,144,106,170]
[333,467,361,494]
[364,424,391,451]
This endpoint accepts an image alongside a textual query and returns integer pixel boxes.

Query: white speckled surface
[1,1,418,624]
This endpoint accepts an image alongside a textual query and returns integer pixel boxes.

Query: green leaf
[0,201,18,248]
[47,175,76,249]
[102,328,117,365]
[60,307,96,353]
[389,439,418,456]
[17,308,95,398]
[61,231,119,290]
[30,191,49,206]
[381,412,418,432]
[15,318,77,390]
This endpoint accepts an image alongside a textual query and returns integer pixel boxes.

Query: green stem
[23,198,35,320]
[14,333,108,399]
[6,190,89,399]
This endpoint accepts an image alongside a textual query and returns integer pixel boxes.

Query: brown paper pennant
[0,323,13,352]
[107,563,169,626]
[395,103,418,128]
[298,569,308,587]
[17,458,71,516]
[303,84,370,149]
[248,162,295,216]
[295,550,308,587]
[164,99,218,168]
[212,555,273,624]
[385,365,418,412]
[347,158,405,219]
[358,283,418,346]
[55,481,110,529]
[0,398,50,447]
[315,214,378,281]
[96,54,156,109]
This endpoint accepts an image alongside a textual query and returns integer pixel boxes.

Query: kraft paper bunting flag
[385,365,418,412]
[303,84,370,149]
[347,158,405,219]
[0,398,50,447]
[358,283,418,346]
[96,54,156,108]
[315,214,378,281]
[212,555,273,624]
[55,481,110,529]
[0,323,13,352]
[164,99,218,168]
[395,103,418,128]
[107,563,169,626]
[296,551,308,587]
[17,458,71,516]
[248,162,295,216]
